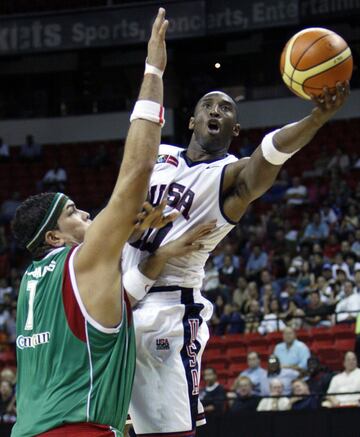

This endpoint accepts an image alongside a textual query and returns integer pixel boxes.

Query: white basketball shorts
[128,286,213,436]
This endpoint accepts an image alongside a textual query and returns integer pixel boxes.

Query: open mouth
[207,120,220,134]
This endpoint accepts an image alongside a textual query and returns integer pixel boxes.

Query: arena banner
[0,0,358,55]
[0,0,298,55]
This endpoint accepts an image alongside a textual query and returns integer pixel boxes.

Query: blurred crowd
[0,367,16,423]
[202,146,360,335]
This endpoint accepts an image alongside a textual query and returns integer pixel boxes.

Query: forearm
[138,248,168,280]
[113,73,163,200]
[123,246,169,305]
[272,110,324,154]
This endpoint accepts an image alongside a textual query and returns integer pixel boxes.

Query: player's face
[189,92,240,153]
[54,200,92,246]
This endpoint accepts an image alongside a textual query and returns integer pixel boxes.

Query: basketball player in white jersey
[123,82,349,436]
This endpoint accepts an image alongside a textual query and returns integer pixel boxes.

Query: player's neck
[186,139,227,162]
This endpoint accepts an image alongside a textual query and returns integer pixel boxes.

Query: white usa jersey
[123,144,238,289]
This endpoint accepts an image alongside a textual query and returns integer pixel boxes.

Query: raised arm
[74,8,169,327]
[222,83,349,222]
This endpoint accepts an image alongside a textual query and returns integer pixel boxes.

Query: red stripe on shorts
[37,422,115,436]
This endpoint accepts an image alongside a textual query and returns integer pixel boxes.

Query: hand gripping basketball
[311,81,350,126]
[147,8,169,73]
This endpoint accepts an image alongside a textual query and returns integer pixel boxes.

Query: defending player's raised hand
[147,8,169,73]
[157,221,217,258]
[133,200,179,232]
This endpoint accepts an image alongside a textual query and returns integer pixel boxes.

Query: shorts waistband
[149,285,194,293]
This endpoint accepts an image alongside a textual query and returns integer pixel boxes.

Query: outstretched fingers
[151,8,168,38]
[185,220,217,243]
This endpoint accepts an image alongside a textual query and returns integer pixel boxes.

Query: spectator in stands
[257,379,290,411]
[239,352,267,396]
[324,233,341,259]
[327,147,350,173]
[322,351,360,407]
[232,276,248,309]
[273,327,310,371]
[245,245,268,281]
[279,281,305,314]
[0,137,10,162]
[345,253,360,281]
[42,159,67,192]
[289,379,317,410]
[259,297,286,335]
[212,294,226,320]
[213,242,240,270]
[244,300,262,333]
[0,368,16,390]
[320,202,338,228]
[306,355,333,395]
[351,229,360,258]
[302,212,329,242]
[321,263,334,284]
[216,303,244,335]
[19,134,42,161]
[285,176,307,206]
[241,281,259,314]
[0,192,21,225]
[228,376,260,412]
[261,355,299,396]
[310,251,326,277]
[219,254,240,290]
[0,380,16,417]
[313,275,334,304]
[259,269,281,297]
[335,280,360,323]
[340,240,352,259]
[296,260,314,293]
[332,253,350,280]
[291,242,311,271]
[304,290,332,328]
[199,368,226,417]
[340,205,359,234]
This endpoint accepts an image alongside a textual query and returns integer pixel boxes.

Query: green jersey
[12,246,135,437]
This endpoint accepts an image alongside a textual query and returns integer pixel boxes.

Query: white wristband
[261,129,299,165]
[145,59,163,78]
[123,265,155,302]
[130,100,165,127]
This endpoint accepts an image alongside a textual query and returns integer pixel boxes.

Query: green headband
[26,193,69,252]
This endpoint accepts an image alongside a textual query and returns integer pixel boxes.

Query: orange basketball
[280,27,353,100]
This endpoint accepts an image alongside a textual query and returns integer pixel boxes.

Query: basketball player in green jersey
[10,8,214,437]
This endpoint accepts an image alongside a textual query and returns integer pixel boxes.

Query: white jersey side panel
[123,144,238,289]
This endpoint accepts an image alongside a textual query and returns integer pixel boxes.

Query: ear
[232,123,241,137]
[188,117,195,130]
[44,230,65,248]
